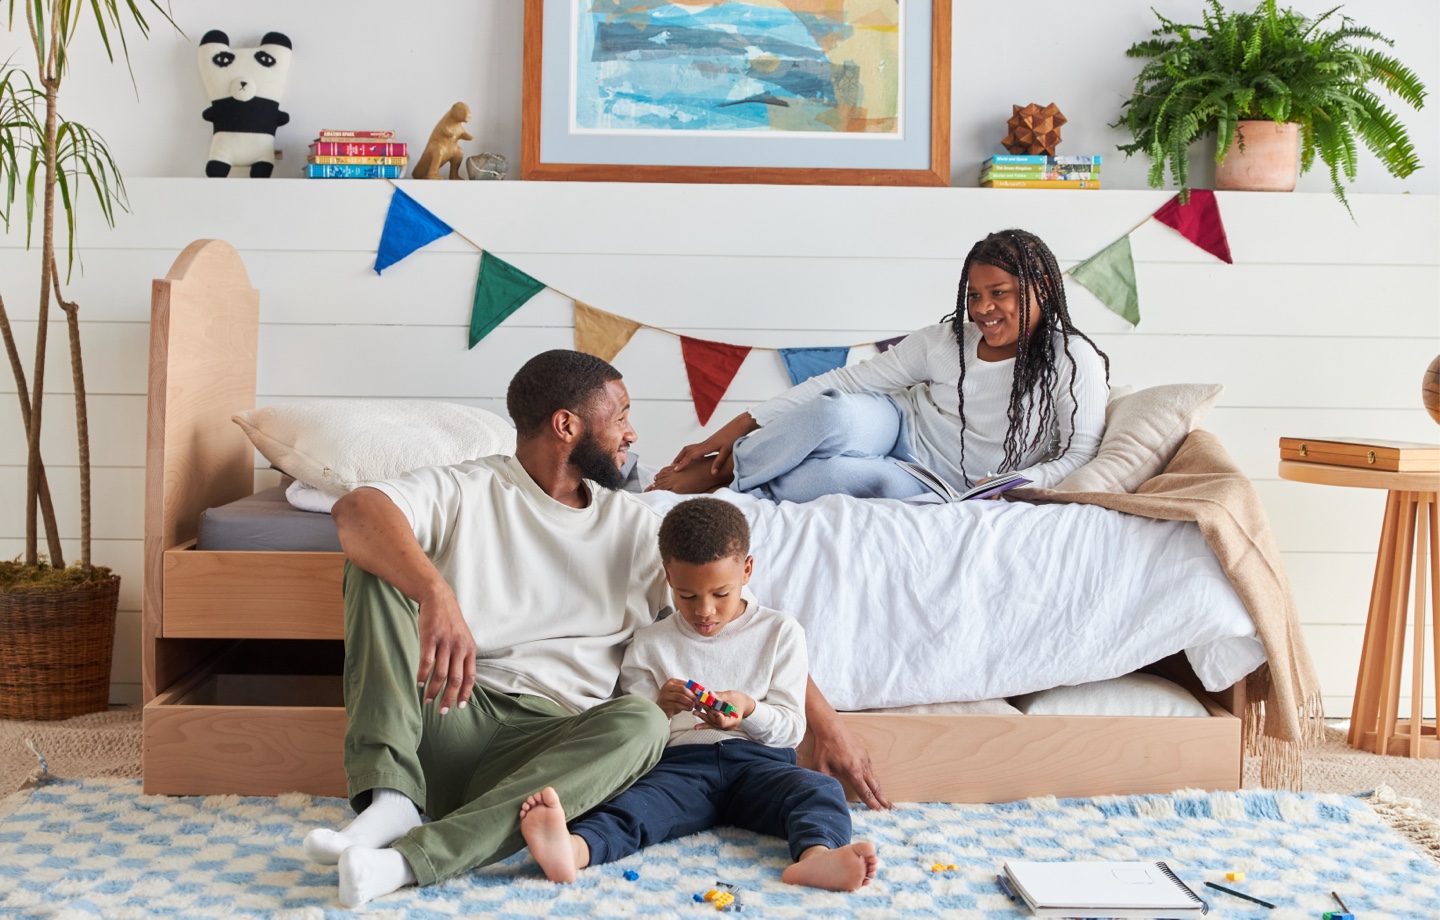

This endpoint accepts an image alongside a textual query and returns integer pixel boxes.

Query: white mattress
[636,489,1264,711]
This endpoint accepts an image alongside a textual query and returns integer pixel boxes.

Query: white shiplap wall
[1,179,1437,717]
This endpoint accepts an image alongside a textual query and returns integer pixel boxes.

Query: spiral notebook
[1001,859,1208,918]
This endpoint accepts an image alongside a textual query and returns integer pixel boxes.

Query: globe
[1426,354,1440,425]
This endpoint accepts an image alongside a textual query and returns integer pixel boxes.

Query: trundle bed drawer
[143,641,348,797]
[163,546,345,639]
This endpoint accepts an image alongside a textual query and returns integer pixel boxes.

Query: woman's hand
[671,413,760,475]
[657,678,697,719]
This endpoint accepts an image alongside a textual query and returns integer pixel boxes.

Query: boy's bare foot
[519,787,578,883]
[781,842,880,892]
[648,461,731,494]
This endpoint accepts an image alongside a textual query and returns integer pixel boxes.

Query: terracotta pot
[1215,121,1299,191]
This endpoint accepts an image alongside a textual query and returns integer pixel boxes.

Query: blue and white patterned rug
[2,778,1438,918]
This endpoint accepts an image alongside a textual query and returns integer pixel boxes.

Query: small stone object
[623,870,639,881]
[1002,102,1066,156]
[463,152,509,180]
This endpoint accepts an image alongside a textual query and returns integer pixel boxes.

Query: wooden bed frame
[142,240,1244,801]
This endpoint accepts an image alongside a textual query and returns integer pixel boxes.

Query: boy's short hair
[658,498,750,565]
[506,350,622,439]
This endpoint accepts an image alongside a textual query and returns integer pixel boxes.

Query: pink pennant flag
[680,337,751,426]
[1153,189,1233,264]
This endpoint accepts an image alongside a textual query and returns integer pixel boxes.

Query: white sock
[304,788,421,865]
[338,846,416,908]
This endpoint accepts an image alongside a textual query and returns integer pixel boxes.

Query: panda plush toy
[198,31,292,177]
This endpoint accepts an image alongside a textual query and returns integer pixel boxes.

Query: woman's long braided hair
[944,229,1108,485]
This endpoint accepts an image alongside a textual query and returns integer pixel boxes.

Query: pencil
[1205,881,1275,909]
[1331,891,1350,912]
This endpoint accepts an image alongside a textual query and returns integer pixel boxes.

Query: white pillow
[1055,383,1223,493]
[234,399,517,498]
[1011,673,1210,718]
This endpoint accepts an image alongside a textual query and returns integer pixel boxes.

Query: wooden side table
[1278,459,1440,757]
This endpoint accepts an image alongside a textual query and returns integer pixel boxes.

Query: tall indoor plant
[1,0,175,719]
[1112,0,1427,209]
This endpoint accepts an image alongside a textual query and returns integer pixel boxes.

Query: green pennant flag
[469,251,546,348]
[1069,235,1140,326]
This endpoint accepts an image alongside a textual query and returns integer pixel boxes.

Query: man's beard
[568,428,627,491]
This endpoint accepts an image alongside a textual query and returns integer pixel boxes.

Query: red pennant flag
[1152,189,1233,264]
[680,336,751,426]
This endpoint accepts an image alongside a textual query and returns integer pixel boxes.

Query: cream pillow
[234,399,517,498]
[1055,383,1223,493]
[1011,673,1210,718]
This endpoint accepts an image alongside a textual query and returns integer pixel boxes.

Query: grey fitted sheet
[196,485,342,552]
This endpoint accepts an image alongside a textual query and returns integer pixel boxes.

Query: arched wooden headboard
[143,240,259,700]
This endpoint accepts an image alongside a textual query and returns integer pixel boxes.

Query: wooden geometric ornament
[1002,102,1066,156]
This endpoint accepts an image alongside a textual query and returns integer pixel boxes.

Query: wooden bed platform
[142,240,1244,801]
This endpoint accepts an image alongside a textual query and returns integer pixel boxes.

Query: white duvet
[636,489,1264,711]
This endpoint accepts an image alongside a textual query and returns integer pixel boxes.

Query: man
[302,350,888,907]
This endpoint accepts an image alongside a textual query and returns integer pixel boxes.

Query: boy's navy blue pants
[570,738,852,865]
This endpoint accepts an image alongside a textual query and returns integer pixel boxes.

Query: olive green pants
[341,562,669,886]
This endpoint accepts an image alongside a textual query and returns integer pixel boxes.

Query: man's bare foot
[648,460,731,494]
[781,842,880,891]
[519,787,578,883]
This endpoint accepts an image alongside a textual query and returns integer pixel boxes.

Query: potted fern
[1,0,175,719]
[1113,0,1427,209]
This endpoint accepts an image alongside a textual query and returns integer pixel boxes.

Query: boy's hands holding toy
[694,690,753,731]
[657,678,698,719]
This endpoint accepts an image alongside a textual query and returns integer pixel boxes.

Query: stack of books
[306,129,407,179]
[981,155,1101,189]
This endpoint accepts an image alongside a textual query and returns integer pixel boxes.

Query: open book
[1001,859,1208,918]
[896,460,1031,502]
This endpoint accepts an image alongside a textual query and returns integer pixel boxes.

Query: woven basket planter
[0,574,121,720]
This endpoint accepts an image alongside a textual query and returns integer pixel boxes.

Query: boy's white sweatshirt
[620,600,808,749]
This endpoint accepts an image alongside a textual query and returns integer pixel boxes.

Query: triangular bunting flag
[778,347,849,386]
[1070,235,1140,326]
[1153,189,1233,264]
[469,251,546,348]
[374,188,454,274]
[680,336,751,426]
[574,301,642,364]
[875,335,906,354]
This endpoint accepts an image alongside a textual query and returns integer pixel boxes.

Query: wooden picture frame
[522,0,951,186]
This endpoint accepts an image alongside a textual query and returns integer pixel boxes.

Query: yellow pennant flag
[574,301,642,364]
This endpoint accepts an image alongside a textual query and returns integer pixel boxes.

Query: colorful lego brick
[623,869,639,881]
[1225,871,1245,882]
[931,863,945,872]
[684,680,739,718]
[1322,913,1354,920]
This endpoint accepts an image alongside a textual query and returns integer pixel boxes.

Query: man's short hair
[658,498,751,565]
[506,350,622,438]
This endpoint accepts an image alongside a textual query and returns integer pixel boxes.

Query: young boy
[517,497,880,890]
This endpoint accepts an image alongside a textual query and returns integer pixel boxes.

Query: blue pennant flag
[778,346,850,386]
[374,188,454,274]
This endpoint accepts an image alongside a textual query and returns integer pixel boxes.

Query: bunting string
[374,180,1232,422]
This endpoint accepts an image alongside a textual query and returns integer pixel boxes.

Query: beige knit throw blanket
[1016,428,1326,790]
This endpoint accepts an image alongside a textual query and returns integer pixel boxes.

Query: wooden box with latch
[1278,437,1440,472]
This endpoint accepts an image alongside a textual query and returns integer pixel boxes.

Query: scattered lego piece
[931,863,945,872]
[693,893,706,903]
[946,864,957,871]
[623,869,639,881]
[685,680,740,718]
[1225,871,1245,882]
[1322,914,1354,920]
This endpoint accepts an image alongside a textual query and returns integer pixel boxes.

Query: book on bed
[896,460,1031,502]
[1001,859,1209,918]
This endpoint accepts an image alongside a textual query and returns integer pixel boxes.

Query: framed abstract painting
[522,0,951,186]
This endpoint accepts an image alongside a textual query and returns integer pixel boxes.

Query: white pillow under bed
[234,399,517,498]
[1010,673,1210,718]
[1055,383,1223,493]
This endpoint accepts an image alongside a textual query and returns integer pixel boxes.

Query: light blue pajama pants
[731,389,929,503]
